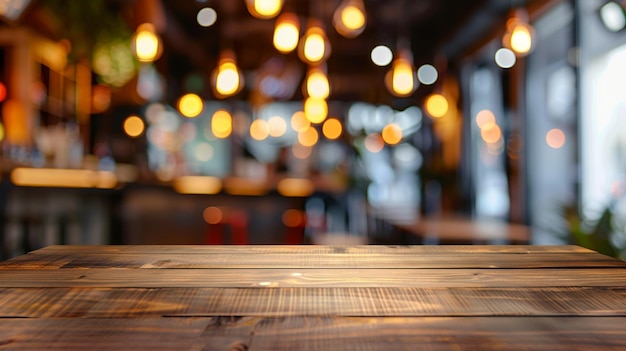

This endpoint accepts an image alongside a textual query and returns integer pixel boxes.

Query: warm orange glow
[215,62,240,96]
[273,13,299,53]
[11,168,117,189]
[0,82,6,102]
[322,118,342,140]
[290,111,310,132]
[250,119,270,140]
[123,115,145,138]
[178,93,203,118]
[299,22,330,64]
[364,133,384,153]
[480,122,502,144]
[2,99,28,144]
[546,128,566,149]
[268,116,287,137]
[298,126,319,147]
[174,176,222,195]
[341,5,365,30]
[304,97,328,124]
[282,209,304,227]
[475,109,496,128]
[133,23,161,63]
[212,109,233,138]
[503,10,535,56]
[213,51,243,98]
[246,0,283,19]
[92,84,111,113]
[385,51,415,97]
[277,178,315,197]
[305,68,330,99]
[224,177,268,196]
[425,94,449,118]
[382,123,402,145]
[203,206,223,224]
[333,0,367,38]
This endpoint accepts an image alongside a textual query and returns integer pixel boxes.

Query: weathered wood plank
[0,316,624,350]
[3,251,624,270]
[1,251,623,269]
[0,317,252,351]
[0,287,624,318]
[0,267,625,288]
[249,316,626,351]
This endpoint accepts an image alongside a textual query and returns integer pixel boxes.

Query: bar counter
[0,245,625,350]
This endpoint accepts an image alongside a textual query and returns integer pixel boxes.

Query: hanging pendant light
[246,0,284,19]
[298,19,331,65]
[502,8,535,57]
[333,0,367,38]
[303,65,330,99]
[385,48,416,97]
[273,12,300,53]
[132,23,162,63]
[211,50,244,98]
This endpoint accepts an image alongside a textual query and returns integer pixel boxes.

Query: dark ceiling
[21,0,549,105]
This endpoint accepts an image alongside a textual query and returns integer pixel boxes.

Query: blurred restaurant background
[0,0,625,259]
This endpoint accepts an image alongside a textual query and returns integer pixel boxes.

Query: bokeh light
[290,111,310,132]
[250,119,270,140]
[382,123,402,145]
[546,128,566,149]
[304,97,328,124]
[195,142,214,161]
[371,45,393,66]
[203,206,223,224]
[417,64,438,85]
[123,115,145,138]
[212,109,233,138]
[480,122,502,144]
[268,115,287,137]
[273,13,300,53]
[425,94,449,118]
[475,109,496,128]
[282,209,305,227]
[364,133,384,153]
[495,48,516,68]
[298,126,319,147]
[178,93,203,118]
[197,7,217,27]
[322,118,342,140]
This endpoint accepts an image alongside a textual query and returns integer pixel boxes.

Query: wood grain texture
[0,287,624,318]
[0,245,623,350]
[2,251,623,269]
[0,316,624,350]
[1,267,625,288]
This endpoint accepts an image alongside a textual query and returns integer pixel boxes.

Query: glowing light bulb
[385,50,415,97]
[123,115,145,137]
[133,23,161,63]
[305,69,330,99]
[246,0,284,19]
[212,51,244,98]
[299,22,330,64]
[178,93,203,118]
[510,24,533,55]
[425,94,448,118]
[333,0,367,38]
[273,13,300,53]
[304,97,328,124]
[212,109,232,138]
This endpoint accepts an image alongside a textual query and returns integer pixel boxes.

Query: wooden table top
[0,245,625,350]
